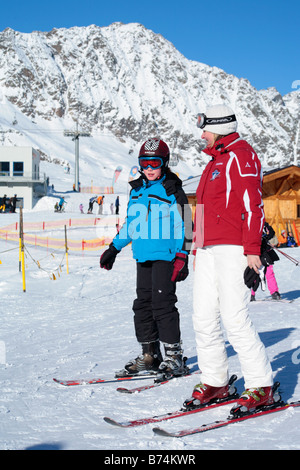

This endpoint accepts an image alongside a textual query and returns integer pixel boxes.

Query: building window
[13,162,24,176]
[297,205,300,219]
[0,161,10,176]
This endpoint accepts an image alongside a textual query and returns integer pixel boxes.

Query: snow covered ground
[0,183,300,451]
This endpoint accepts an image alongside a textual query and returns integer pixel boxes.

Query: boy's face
[143,167,162,181]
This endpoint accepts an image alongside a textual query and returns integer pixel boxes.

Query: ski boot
[158,342,189,379]
[115,341,163,378]
[271,291,281,300]
[230,382,282,417]
[183,375,238,410]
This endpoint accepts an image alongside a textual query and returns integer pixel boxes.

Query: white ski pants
[193,245,273,389]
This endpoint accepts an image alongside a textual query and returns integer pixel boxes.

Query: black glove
[244,266,262,292]
[171,253,189,282]
[100,244,120,270]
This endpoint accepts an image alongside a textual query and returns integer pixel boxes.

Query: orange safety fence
[0,230,114,251]
[0,216,124,233]
[0,217,124,251]
[80,186,114,194]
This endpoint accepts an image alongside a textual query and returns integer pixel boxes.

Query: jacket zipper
[146,200,151,221]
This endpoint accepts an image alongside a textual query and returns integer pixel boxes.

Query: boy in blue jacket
[100,138,192,378]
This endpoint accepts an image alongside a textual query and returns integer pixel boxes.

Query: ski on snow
[53,372,160,387]
[116,370,200,394]
[104,395,239,428]
[104,375,239,428]
[152,400,300,438]
[53,362,197,388]
[253,298,294,304]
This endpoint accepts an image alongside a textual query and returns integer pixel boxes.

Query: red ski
[53,373,158,387]
[116,370,200,394]
[152,400,300,438]
[104,394,239,428]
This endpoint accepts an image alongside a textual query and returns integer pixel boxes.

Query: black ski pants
[132,260,181,344]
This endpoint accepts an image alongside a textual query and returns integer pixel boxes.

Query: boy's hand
[171,253,189,282]
[100,244,120,270]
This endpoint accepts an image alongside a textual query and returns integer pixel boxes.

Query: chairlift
[169,153,179,167]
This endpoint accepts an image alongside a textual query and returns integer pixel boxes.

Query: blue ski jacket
[112,172,192,263]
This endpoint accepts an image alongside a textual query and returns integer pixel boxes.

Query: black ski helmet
[138,138,170,168]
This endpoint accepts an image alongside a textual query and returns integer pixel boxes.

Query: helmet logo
[144,139,160,152]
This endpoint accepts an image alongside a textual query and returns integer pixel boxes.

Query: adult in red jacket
[186,105,275,416]
[194,132,264,255]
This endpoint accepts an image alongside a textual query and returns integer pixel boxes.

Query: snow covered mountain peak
[0,22,299,170]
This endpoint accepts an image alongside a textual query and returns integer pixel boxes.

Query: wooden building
[263,165,300,242]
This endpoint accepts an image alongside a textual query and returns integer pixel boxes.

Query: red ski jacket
[193,132,264,255]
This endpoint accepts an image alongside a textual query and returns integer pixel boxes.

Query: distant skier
[0,194,7,212]
[58,197,65,212]
[97,195,104,215]
[11,194,19,213]
[88,196,97,214]
[115,196,120,215]
[100,138,192,379]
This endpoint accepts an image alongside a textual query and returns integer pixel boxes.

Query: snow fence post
[64,225,69,274]
[19,207,26,293]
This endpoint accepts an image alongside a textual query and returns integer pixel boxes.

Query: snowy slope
[0,186,299,451]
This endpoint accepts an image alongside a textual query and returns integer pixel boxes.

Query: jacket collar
[203,132,241,159]
[129,172,165,189]
[129,171,182,196]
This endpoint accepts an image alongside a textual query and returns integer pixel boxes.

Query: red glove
[171,253,189,282]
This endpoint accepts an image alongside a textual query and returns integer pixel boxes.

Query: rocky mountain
[0,22,299,170]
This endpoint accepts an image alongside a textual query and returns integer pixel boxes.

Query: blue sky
[0,0,299,96]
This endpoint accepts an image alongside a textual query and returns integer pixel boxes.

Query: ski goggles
[197,113,236,129]
[139,157,163,170]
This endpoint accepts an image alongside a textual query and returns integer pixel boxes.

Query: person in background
[58,197,65,212]
[100,138,192,379]
[0,194,7,213]
[115,196,120,215]
[287,232,297,247]
[250,222,280,301]
[97,195,104,215]
[277,230,287,247]
[88,196,97,214]
[186,104,275,417]
[11,194,19,213]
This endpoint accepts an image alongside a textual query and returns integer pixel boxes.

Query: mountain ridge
[0,22,299,171]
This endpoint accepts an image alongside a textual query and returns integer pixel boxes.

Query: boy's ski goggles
[139,157,163,169]
[197,113,236,129]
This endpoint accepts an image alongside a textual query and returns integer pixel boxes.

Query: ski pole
[272,246,299,266]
